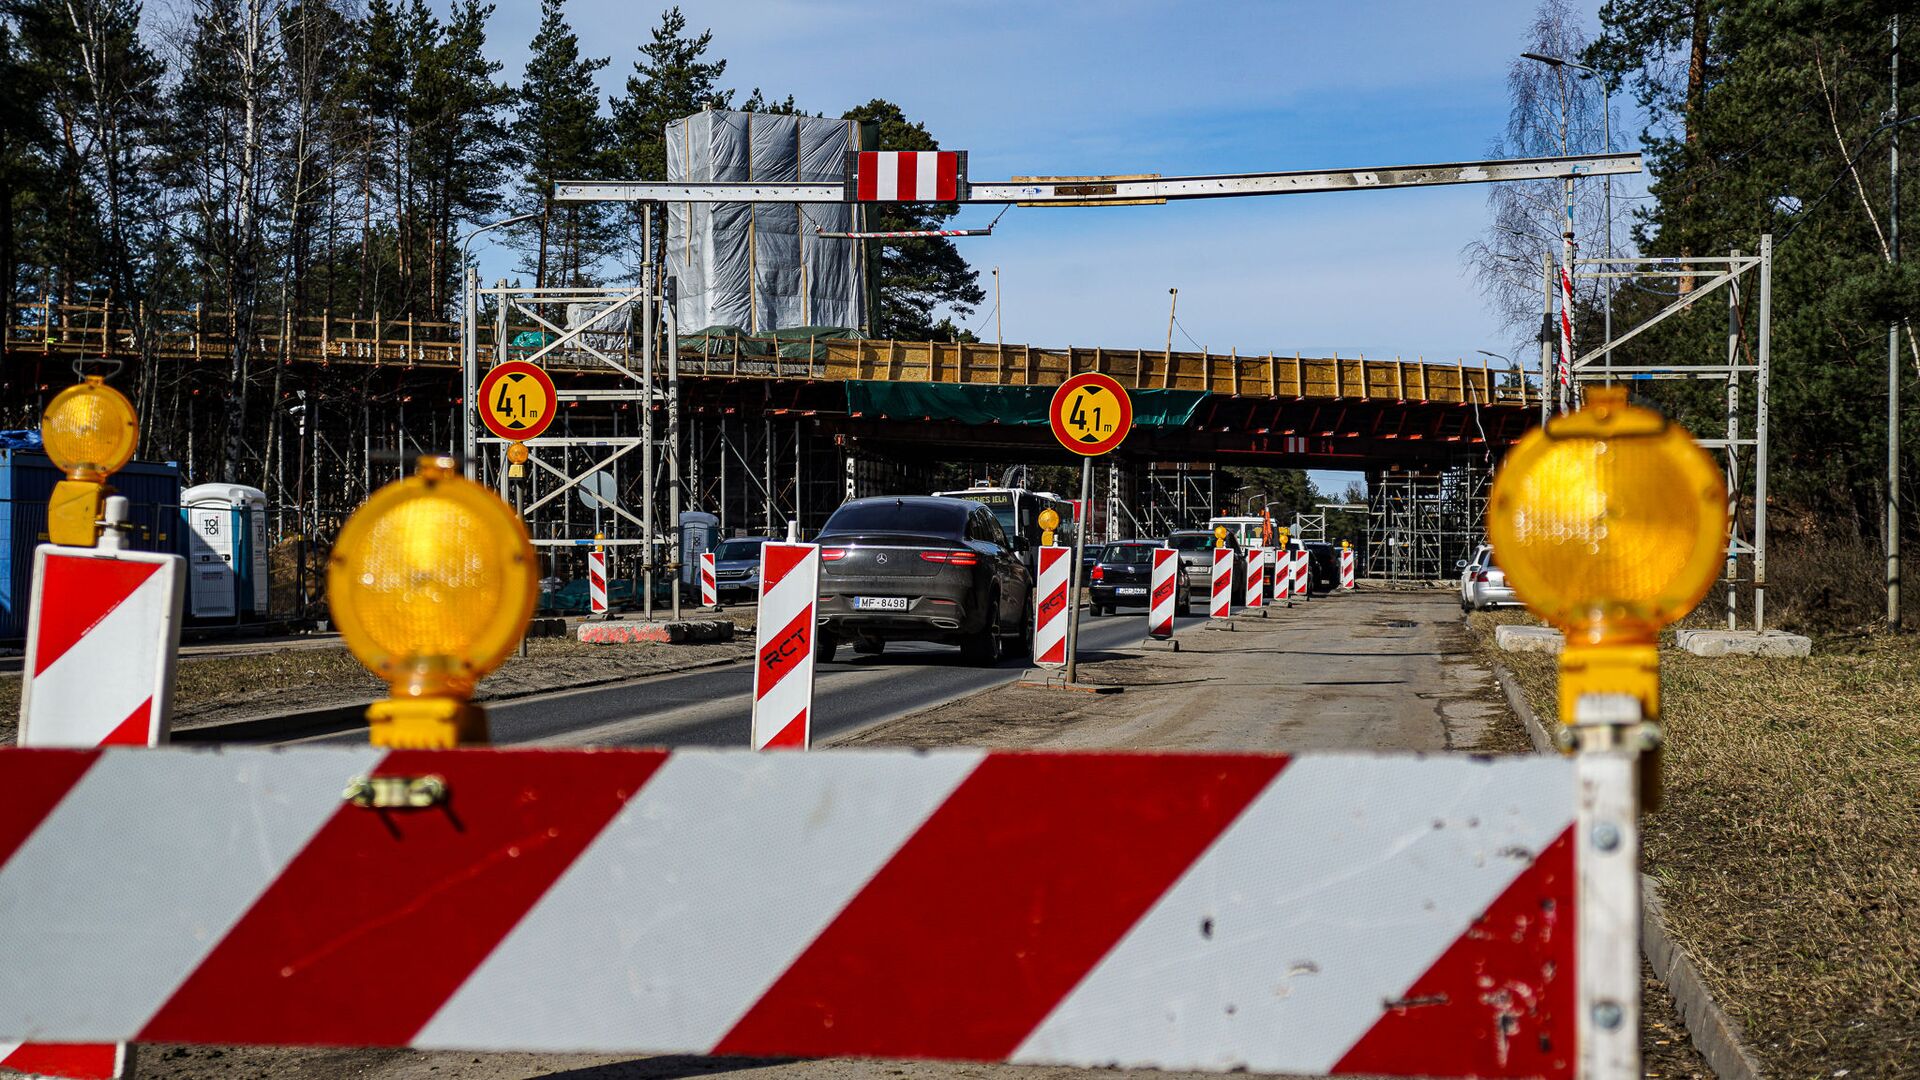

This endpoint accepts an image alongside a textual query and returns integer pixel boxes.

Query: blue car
[710,536,772,603]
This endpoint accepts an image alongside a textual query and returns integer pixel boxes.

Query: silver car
[1166,529,1245,604]
[1459,544,1520,611]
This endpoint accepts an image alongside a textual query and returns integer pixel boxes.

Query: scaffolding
[1570,236,1772,628]
[1143,463,1216,535]
[1364,457,1489,582]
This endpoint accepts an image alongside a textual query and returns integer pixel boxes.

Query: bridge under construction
[4,294,1530,576]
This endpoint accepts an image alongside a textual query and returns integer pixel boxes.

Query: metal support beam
[557,152,1641,205]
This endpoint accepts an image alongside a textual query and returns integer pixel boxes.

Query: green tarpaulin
[844,381,1209,429]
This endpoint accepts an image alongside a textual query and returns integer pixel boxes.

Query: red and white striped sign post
[0,746,1641,1080]
[700,552,719,608]
[1293,547,1312,601]
[1032,546,1069,667]
[6,525,186,1080]
[1275,545,1293,603]
[1340,545,1357,590]
[588,547,608,617]
[1147,548,1178,641]
[751,542,820,750]
[1244,547,1266,612]
[1209,547,1233,621]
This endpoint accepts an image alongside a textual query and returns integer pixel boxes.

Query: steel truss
[1570,236,1772,629]
[1364,459,1489,583]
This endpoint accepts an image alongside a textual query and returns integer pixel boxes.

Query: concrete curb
[172,652,750,746]
[1472,616,1766,1080]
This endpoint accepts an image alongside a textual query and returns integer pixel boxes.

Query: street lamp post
[457,213,537,478]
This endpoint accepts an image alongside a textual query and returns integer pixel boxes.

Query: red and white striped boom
[556,153,1641,205]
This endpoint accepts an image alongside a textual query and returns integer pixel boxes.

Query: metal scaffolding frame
[1364,458,1490,583]
[1570,236,1772,629]
[1143,464,1216,536]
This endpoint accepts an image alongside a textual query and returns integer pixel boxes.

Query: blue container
[0,450,184,639]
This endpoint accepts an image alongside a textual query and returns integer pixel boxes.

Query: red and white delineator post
[751,542,820,750]
[1244,547,1266,611]
[1292,546,1312,600]
[588,547,608,616]
[1340,545,1357,590]
[699,552,719,608]
[1209,548,1233,620]
[1032,546,1069,667]
[5,499,186,1080]
[1147,548,1178,640]
[0,746,1642,1080]
[1275,545,1293,603]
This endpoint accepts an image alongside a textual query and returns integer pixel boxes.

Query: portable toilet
[678,511,720,588]
[182,484,270,619]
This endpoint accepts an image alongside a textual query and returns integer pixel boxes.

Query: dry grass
[1473,610,1920,1077]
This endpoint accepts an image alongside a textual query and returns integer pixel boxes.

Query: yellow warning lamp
[506,441,530,479]
[1213,525,1228,549]
[1488,386,1725,734]
[329,455,538,748]
[40,376,139,546]
[1038,507,1060,548]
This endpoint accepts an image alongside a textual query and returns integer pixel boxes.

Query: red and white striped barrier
[4,544,180,1079]
[1292,547,1312,600]
[854,150,962,202]
[0,746,1639,1079]
[1032,546,1069,667]
[1244,547,1266,610]
[588,549,608,616]
[751,542,819,750]
[700,552,718,608]
[1148,548,1177,639]
[1276,546,1293,602]
[1209,548,1233,620]
[1340,547,1357,590]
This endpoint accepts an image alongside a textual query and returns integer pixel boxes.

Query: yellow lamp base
[49,480,103,547]
[366,697,490,749]
[1556,641,1660,730]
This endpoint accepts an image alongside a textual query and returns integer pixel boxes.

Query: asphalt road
[301,604,1204,751]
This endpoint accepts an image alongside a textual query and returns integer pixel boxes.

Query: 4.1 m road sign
[1049,372,1133,456]
[477,361,557,442]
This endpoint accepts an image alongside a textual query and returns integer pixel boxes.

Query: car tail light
[1474,570,1491,583]
[821,547,848,561]
[1090,566,1105,581]
[919,550,979,566]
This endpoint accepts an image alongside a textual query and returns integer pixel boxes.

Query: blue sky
[471,0,1632,492]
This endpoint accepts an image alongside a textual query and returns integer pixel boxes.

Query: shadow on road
[543,1056,797,1080]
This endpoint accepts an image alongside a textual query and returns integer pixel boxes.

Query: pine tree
[841,98,984,339]
[511,0,611,288]
[609,7,730,182]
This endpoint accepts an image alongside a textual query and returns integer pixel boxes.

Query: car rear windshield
[1167,533,1212,552]
[715,539,765,560]
[1105,544,1158,566]
[821,500,966,537]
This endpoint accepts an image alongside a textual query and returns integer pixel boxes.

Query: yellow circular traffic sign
[1489,387,1726,643]
[1049,373,1133,456]
[478,361,558,441]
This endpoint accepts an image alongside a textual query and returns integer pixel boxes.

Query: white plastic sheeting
[666,109,870,333]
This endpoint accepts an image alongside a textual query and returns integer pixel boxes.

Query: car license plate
[854,596,909,611]
[1117,587,1147,596]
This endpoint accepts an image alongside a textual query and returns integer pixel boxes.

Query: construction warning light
[43,376,139,480]
[1039,507,1060,547]
[1213,525,1228,548]
[329,455,537,747]
[40,375,141,546]
[1489,387,1726,645]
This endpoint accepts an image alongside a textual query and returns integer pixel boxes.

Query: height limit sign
[478,360,558,441]
[1049,372,1133,456]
